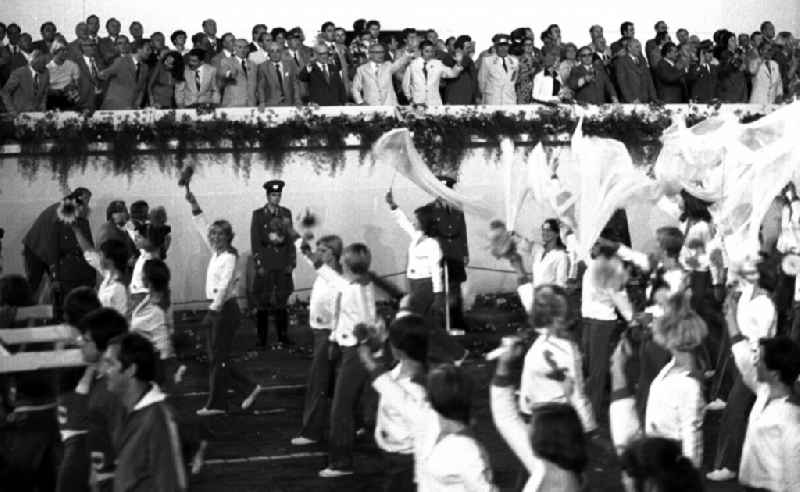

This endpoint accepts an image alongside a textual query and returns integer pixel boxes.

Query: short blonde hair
[653,292,707,352]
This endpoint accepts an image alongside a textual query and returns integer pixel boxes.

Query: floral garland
[0,104,766,185]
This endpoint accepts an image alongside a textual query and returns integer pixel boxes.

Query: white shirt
[532,70,562,102]
[83,250,128,315]
[129,250,154,295]
[733,339,800,492]
[580,245,648,321]
[374,364,426,454]
[776,201,800,254]
[519,330,596,432]
[130,295,173,360]
[530,244,569,288]
[316,264,379,347]
[391,209,443,293]
[192,214,239,311]
[644,358,705,468]
[296,240,337,330]
[373,373,497,491]
[248,46,268,65]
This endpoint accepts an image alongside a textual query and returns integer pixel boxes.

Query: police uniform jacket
[250,205,296,272]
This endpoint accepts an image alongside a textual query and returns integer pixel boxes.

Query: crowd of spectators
[0,16,798,114]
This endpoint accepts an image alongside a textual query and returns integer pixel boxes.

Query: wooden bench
[0,349,85,373]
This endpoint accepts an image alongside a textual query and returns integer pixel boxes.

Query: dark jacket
[250,205,296,272]
[687,63,719,103]
[297,63,347,105]
[568,63,618,104]
[613,54,657,103]
[442,55,480,105]
[716,50,748,103]
[652,58,687,103]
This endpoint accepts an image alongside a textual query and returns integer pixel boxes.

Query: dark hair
[143,259,170,293]
[366,20,380,30]
[0,274,34,307]
[760,21,774,32]
[100,239,131,273]
[114,332,157,383]
[660,41,677,57]
[170,30,186,44]
[130,200,149,221]
[454,35,472,51]
[402,28,417,40]
[78,308,129,351]
[542,219,566,249]
[353,19,366,33]
[426,365,473,424]
[388,315,429,364]
[530,403,588,473]
[655,31,670,45]
[414,204,438,237]
[620,437,704,492]
[86,14,99,22]
[131,39,148,53]
[531,285,570,329]
[696,39,714,58]
[63,287,101,326]
[106,17,119,29]
[188,48,205,60]
[759,336,800,387]
[165,50,185,80]
[656,227,684,258]
[252,23,267,36]
[40,21,56,33]
[679,190,712,223]
[270,27,286,38]
[321,21,335,32]
[343,243,371,275]
[620,21,634,36]
[0,22,6,31]
[7,23,20,33]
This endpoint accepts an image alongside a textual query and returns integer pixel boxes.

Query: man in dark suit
[569,45,619,104]
[98,18,122,66]
[644,21,669,65]
[652,42,687,103]
[250,180,296,348]
[32,22,57,54]
[202,19,222,55]
[298,44,347,105]
[74,39,105,110]
[68,22,90,60]
[97,40,150,109]
[610,21,635,58]
[1,53,49,114]
[687,40,718,103]
[614,38,657,103]
[258,41,301,106]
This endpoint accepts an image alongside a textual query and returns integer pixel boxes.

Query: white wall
[0,147,673,306]
[3,0,798,52]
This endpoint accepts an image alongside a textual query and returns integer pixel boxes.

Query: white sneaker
[196,407,225,417]
[705,399,727,411]
[241,384,263,410]
[318,467,354,478]
[291,436,318,446]
[706,468,737,481]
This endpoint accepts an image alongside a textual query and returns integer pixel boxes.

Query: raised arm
[71,224,102,274]
[185,191,213,252]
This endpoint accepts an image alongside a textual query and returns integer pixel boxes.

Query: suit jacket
[613,54,657,103]
[403,58,460,106]
[477,54,518,105]
[426,200,469,262]
[250,205,295,271]
[218,56,257,107]
[175,64,220,107]
[74,54,104,110]
[687,63,718,103]
[352,56,411,105]
[257,60,301,106]
[98,56,149,110]
[568,63,617,104]
[282,49,309,71]
[97,36,120,66]
[0,66,49,112]
[652,59,687,103]
[442,55,480,105]
[298,63,347,106]
[32,39,52,54]
[749,58,783,105]
[0,45,11,86]
[147,64,176,108]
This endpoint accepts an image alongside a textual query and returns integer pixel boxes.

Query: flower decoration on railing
[0,103,767,185]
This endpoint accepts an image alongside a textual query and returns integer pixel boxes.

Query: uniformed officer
[427,175,469,330]
[250,180,297,348]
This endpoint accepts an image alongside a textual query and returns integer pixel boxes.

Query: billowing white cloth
[371,128,493,218]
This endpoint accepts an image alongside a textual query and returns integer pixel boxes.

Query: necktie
[551,72,560,96]
[374,64,379,79]
[195,70,201,91]
[422,62,428,81]
[90,58,98,80]
[501,57,507,72]
[275,63,284,94]
[293,52,299,67]
[33,73,39,93]
[241,59,247,76]
[135,62,141,82]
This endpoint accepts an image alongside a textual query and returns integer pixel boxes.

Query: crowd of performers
[1,173,800,492]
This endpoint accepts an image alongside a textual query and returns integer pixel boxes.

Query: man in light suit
[97,39,150,109]
[218,39,257,107]
[175,49,220,107]
[210,33,235,70]
[352,43,411,105]
[477,35,518,104]
[403,40,462,106]
[1,53,49,114]
[298,44,347,106]
[257,41,300,106]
